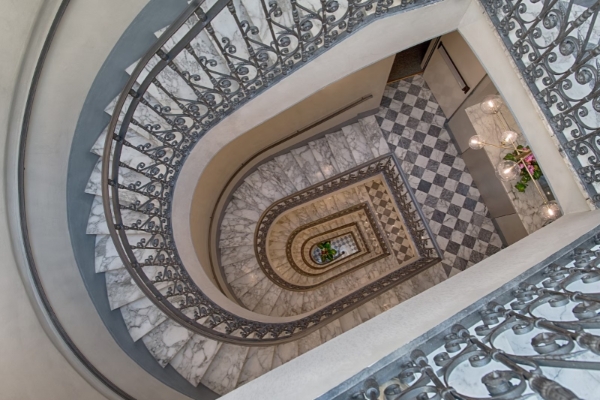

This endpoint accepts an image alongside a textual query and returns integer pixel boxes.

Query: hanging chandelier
[468,95,561,222]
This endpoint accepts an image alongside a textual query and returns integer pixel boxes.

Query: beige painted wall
[0,1,106,399]
[190,55,395,285]
[424,31,487,117]
[4,0,198,399]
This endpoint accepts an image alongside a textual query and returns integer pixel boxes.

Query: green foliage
[503,146,544,192]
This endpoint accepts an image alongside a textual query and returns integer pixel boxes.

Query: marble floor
[375,75,504,277]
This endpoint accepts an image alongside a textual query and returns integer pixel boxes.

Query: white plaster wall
[0,1,106,399]
[2,0,194,399]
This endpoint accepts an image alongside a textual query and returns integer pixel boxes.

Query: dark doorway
[387,40,433,83]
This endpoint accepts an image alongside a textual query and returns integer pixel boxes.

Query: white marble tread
[274,153,311,191]
[232,181,273,212]
[359,115,390,157]
[319,319,344,343]
[220,244,255,266]
[271,341,299,369]
[290,145,326,185]
[105,266,169,310]
[219,230,253,248]
[94,234,151,273]
[86,195,149,235]
[141,319,194,367]
[326,130,357,173]
[308,138,341,178]
[238,275,273,310]
[297,330,322,356]
[223,198,262,222]
[342,123,376,165]
[223,257,261,284]
[200,344,250,395]
[219,214,257,234]
[237,346,275,387]
[244,169,288,203]
[338,309,364,332]
[229,269,268,299]
[120,296,168,341]
[171,335,222,387]
[257,161,297,197]
[252,284,282,315]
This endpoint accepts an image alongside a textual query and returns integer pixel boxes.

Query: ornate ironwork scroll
[101,0,439,344]
[345,234,600,400]
[480,0,600,205]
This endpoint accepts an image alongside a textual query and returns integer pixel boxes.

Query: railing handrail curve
[101,0,440,345]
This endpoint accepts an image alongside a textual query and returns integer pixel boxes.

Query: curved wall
[173,0,475,313]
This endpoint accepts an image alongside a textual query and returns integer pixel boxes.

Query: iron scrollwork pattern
[480,0,600,205]
[353,235,600,400]
[102,0,438,344]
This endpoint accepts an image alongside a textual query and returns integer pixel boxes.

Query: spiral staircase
[73,0,452,395]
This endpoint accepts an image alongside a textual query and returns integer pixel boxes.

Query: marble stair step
[237,346,275,387]
[271,341,299,369]
[257,161,297,198]
[223,198,262,222]
[297,330,322,356]
[170,335,222,387]
[238,275,273,310]
[220,244,255,265]
[94,234,147,273]
[341,123,376,165]
[85,159,153,207]
[308,138,341,178]
[232,181,273,213]
[338,309,365,333]
[220,214,257,235]
[223,257,260,283]
[274,153,311,191]
[105,266,170,310]
[200,344,250,395]
[244,169,289,203]
[326,130,357,173]
[229,269,269,299]
[219,231,254,248]
[104,90,169,141]
[86,195,154,235]
[155,13,231,80]
[290,145,325,185]
[252,284,282,315]
[125,54,197,111]
[141,318,194,367]
[120,295,168,341]
[359,115,390,157]
[319,319,344,343]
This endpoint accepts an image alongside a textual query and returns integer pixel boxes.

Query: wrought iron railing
[341,233,600,400]
[101,0,440,344]
[481,0,600,205]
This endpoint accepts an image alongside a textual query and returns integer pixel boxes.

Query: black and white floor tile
[375,75,503,277]
[364,180,415,264]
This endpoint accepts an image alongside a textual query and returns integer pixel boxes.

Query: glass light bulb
[469,135,485,150]
[481,95,503,114]
[496,160,520,181]
[540,201,561,221]
[500,130,518,145]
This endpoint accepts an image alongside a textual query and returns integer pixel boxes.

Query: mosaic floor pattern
[375,75,503,277]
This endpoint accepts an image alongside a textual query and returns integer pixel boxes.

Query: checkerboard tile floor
[364,180,415,264]
[375,75,504,277]
[331,233,359,255]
